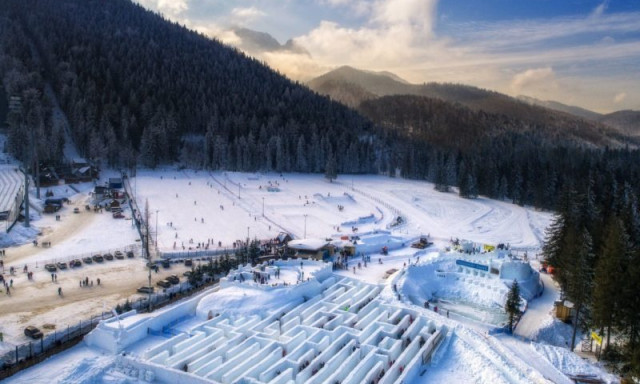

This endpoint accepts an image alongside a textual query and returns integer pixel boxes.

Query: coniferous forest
[1,1,640,373]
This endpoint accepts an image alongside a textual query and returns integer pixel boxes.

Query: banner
[591,331,602,345]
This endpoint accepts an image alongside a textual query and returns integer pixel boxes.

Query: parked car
[56,262,68,270]
[114,251,124,260]
[112,212,124,219]
[184,259,193,267]
[70,259,82,268]
[166,275,180,285]
[183,271,193,277]
[73,207,80,214]
[104,253,114,261]
[161,259,171,269]
[24,326,43,339]
[92,254,104,263]
[44,264,57,272]
[126,251,135,258]
[156,280,171,288]
[137,286,154,294]
[83,256,93,264]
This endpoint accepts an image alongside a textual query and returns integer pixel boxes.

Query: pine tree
[564,226,595,351]
[295,135,308,172]
[248,239,260,265]
[593,217,627,349]
[325,154,337,182]
[505,280,522,332]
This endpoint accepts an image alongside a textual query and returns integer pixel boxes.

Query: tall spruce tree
[564,226,595,351]
[325,154,337,182]
[593,217,628,349]
[506,280,522,333]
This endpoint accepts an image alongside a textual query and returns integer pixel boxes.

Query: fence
[159,247,233,260]
[0,312,112,372]
[122,174,146,252]
[0,277,218,379]
[5,184,24,233]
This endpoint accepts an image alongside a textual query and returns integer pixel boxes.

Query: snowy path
[424,328,548,384]
[498,336,573,384]
[456,327,547,383]
[44,84,82,162]
[515,273,559,340]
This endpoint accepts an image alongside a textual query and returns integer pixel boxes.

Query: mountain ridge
[307,66,635,148]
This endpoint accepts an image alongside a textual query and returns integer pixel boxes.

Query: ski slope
[132,170,553,253]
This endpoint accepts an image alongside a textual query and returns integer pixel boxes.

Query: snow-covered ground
[132,170,552,253]
[0,168,617,383]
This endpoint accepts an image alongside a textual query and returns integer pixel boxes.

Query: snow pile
[196,278,322,319]
[0,223,40,248]
[533,343,619,383]
[220,259,331,288]
[529,316,575,347]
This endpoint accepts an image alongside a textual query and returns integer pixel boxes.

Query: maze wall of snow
[131,277,447,384]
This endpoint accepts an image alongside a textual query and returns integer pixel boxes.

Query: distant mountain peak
[516,95,602,121]
[233,28,310,56]
[320,65,409,84]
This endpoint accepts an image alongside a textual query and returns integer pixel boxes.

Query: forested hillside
[2,0,640,216]
[310,66,631,148]
[0,0,378,173]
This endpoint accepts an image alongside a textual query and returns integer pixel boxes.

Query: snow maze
[117,278,447,384]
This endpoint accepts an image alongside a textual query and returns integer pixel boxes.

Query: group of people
[423,300,450,318]
[1,276,12,295]
[79,276,100,287]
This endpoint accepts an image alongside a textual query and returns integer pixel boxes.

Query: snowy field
[133,170,552,253]
[0,167,619,384]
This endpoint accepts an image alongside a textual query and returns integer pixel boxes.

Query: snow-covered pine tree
[505,280,521,332]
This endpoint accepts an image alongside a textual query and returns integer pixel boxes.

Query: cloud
[510,67,557,93]
[591,0,609,18]
[230,7,265,24]
[136,0,188,17]
[262,50,329,81]
[317,0,371,16]
[614,92,627,103]
[132,0,640,111]
[293,0,439,72]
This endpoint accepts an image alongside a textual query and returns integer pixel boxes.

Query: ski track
[455,328,541,384]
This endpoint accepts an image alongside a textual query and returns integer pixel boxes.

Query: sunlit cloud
[614,92,627,104]
[230,7,265,24]
[511,67,557,94]
[132,0,640,112]
[136,0,188,18]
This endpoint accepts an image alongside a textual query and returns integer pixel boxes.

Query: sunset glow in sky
[136,0,640,113]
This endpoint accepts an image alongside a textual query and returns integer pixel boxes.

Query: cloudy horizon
[135,0,640,113]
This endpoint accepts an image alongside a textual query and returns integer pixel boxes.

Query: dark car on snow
[137,286,154,294]
[166,275,180,285]
[24,326,43,339]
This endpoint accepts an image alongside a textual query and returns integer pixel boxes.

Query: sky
[135,0,640,113]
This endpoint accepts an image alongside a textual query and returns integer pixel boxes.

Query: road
[514,273,559,340]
